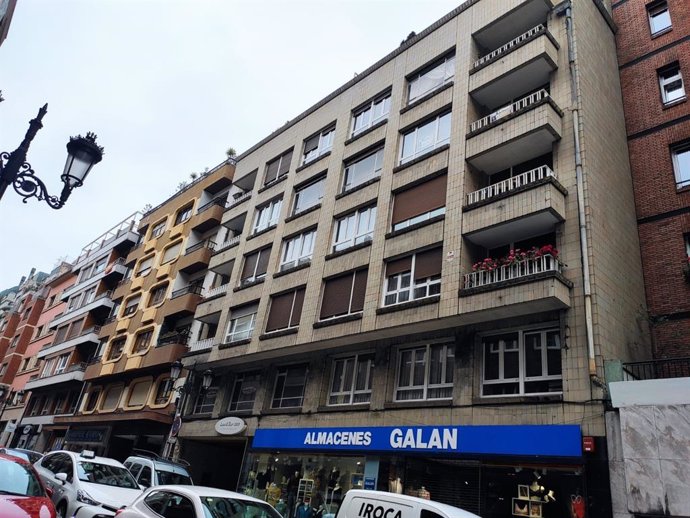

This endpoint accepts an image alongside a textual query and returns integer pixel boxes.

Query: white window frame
[241,248,270,284]
[408,54,455,104]
[328,353,374,406]
[280,230,316,271]
[192,386,218,414]
[292,177,325,215]
[174,205,193,225]
[343,148,384,192]
[648,1,672,35]
[351,93,391,136]
[395,343,454,401]
[382,254,441,307]
[41,358,56,378]
[672,142,690,188]
[392,206,445,232]
[227,372,261,412]
[271,365,307,409]
[252,199,282,234]
[302,127,335,165]
[225,313,257,343]
[54,354,70,375]
[332,205,376,253]
[150,220,166,238]
[659,65,685,104]
[399,112,451,165]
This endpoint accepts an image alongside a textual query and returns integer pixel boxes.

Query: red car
[0,452,56,518]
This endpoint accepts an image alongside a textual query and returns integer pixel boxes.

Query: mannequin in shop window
[287,471,301,518]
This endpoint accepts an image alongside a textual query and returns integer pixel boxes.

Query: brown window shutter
[386,256,413,277]
[265,159,280,184]
[321,275,353,319]
[256,248,271,276]
[414,247,443,280]
[266,292,293,332]
[241,251,259,279]
[351,269,368,312]
[278,150,293,177]
[391,174,447,225]
[290,288,305,327]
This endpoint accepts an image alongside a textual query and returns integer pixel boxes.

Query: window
[153,377,172,405]
[66,318,84,339]
[133,330,153,353]
[83,286,97,305]
[320,269,368,320]
[383,248,442,306]
[53,325,69,344]
[672,142,690,188]
[127,380,152,407]
[343,147,384,192]
[271,364,307,408]
[333,206,376,252]
[53,393,66,414]
[123,295,141,316]
[280,230,316,271]
[482,328,562,396]
[0,363,6,376]
[302,126,335,164]
[101,385,123,410]
[192,386,218,414]
[9,335,19,348]
[240,247,271,285]
[150,220,166,238]
[149,284,168,306]
[228,372,261,412]
[40,397,53,415]
[408,54,455,104]
[78,264,93,282]
[41,358,55,378]
[400,112,451,164]
[265,288,305,332]
[264,149,293,185]
[648,1,671,35]
[34,325,44,339]
[48,294,56,307]
[136,256,154,277]
[161,242,182,264]
[659,64,685,104]
[396,343,454,401]
[293,177,325,215]
[107,338,126,360]
[328,353,373,405]
[352,92,391,136]
[93,257,108,275]
[392,175,447,231]
[54,354,70,375]
[253,198,282,234]
[225,304,258,343]
[174,204,193,225]
[67,294,80,311]
[84,388,101,412]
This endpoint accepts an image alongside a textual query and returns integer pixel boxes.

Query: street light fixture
[169,360,213,395]
[0,104,104,209]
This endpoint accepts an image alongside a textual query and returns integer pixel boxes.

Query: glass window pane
[546,331,562,375]
[524,333,543,378]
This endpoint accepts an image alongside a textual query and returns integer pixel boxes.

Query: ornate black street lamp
[0,104,104,209]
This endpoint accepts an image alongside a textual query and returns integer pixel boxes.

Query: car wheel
[56,502,67,518]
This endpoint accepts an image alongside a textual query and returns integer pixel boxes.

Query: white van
[336,490,481,518]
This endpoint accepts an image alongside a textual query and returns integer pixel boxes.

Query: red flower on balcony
[472,245,559,271]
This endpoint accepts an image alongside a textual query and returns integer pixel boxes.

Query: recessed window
[123,294,141,317]
[396,343,454,401]
[280,229,316,271]
[174,204,194,225]
[149,283,168,306]
[648,1,671,35]
[659,64,685,104]
[101,385,123,411]
[672,142,690,188]
[328,353,374,405]
[84,388,101,412]
[271,364,307,408]
[225,303,258,343]
[53,325,69,344]
[41,358,55,378]
[161,241,182,264]
[150,220,166,238]
[107,338,126,360]
[392,175,447,231]
[293,177,325,215]
[66,318,84,339]
[127,380,152,407]
[352,92,391,137]
[320,269,368,320]
[253,198,282,234]
[136,256,154,277]
[240,247,271,285]
[383,248,442,306]
[264,149,293,185]
[400,112,451,164]
[343,147,384,192]
[54,353,70,375]
[333,205,376,253]
[93,257,108,276]
[133,330,154,353]
[153,377,172,405]
[302,126,335,165]
[265,287,305,332]
[192,386,218,414]
[228,372,261,412]
[408,54,455,104]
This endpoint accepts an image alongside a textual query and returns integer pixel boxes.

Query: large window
[84,388,101,412]
[482,328,562,397]
[383,248,442,306]
[133,330,153,353]
[228,372,261,412]
[174,204,193,226]
[293,177,325,215]
[280,230,316,271]
[136,256,154,277]
[107,338,126,360]
[672,142,690,188]
[123,294,141,317]
[352,92,391,136]
[161,241,182,264]
[343,148,384,192]
[253,198,282,234]
[225,304,258,343]
[240,247,271,285]
[400,112,451,164]
[408,54,455,104]
[396,343,454,401]
[192,386,218,414]
[333,205,376,252]
[328,353,374,405]
[271,365,307,408]
[659,64,685,104]
[392,175,446,232]
[648,1,671,35]
[101,385,123,411]
[150,220,166,238]
[265,288,305,332]
[264,149,293,185]
[302,126,335,165]
[149,283,168,306]
[320,269,368,320]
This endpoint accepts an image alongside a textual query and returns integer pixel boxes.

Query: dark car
[0,453,56,518]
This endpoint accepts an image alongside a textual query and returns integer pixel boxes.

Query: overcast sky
[0,0,460,288]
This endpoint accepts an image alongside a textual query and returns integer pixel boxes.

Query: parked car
[123,451,193,488]
[0,447,43,464]
[336,490,481,518]
[115,485,283,518]
[34,450,142,518]
[0,452,56,518]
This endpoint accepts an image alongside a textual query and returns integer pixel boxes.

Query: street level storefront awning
[252,425,582,458]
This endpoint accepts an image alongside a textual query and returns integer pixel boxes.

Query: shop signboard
[215,416,247,435]
[65,427,108,444]
[364,477,376,490]
[252,425,582,458]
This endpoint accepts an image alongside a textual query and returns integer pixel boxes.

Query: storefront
[239,425,602,518]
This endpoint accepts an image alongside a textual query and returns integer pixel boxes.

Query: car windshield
[0,458,45,497]
[201,497,282,518]
[155,469,192,485]
[77,461,139,489]
[1,449,30,462]
[16,449,43,464]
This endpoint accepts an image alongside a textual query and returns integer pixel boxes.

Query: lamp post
[0,104,104,208]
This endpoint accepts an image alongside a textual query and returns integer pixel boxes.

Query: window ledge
[313,313,363,329]
[383,399,452,410]
[335,177,381,200]
[257,175,287,194]
[233,278,265,292]
[651,26,672,40]
[376,295,440,315]
[259,327,299,340]
[400,81,454,114]
[324,241,372,261]
[273,262,311,279]
[385,214,445,239]
[218,410,254,418]
[284,203,321,223]
[472,394,563,405]
[316,403,370,413]
[295,151,331,173]
[218,338,252,350]
[246,225,277,241]
[260,407,303,416]
[344,119,388,146]
[392,144,450,174]
[662,96,687,110]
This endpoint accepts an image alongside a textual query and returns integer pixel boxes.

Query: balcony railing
[196,196,228,215]
[470,89,550,133]
[466,165,554,205]
[51,290,114,324]
[50,325,101,348]
[184,239,216,255]
[171,284,204,299]
[622,357,690,381]
[473,24,545,70]
[157,332,190,347]
[188,337,216,352]
[204,284,229,299]
[229,191,251,208]
[464,254,562,289]
[213,235,241,255]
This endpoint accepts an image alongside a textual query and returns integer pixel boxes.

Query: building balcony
[212,235,241,256]
[86,341,187,380]
[71,213,140,270]
[125,242,145,266]
[204,283,229,299]
[466,90,563,174]
[24,362,86,391]
[49,291,114,329]
[190,197,226,233]
[228,191,251,209]
[622,357,690,381]
[160,285,203,319]
[37,326,101,359]
[470,24,559,110]
[188,337,216,353]
[61,259,128,301]
[178,240,215,274]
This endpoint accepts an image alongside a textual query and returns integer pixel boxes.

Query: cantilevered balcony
[178,239,215,274]
[24,363,86,391]
[190,197,227,233]
[212,235,240,256]
[38,326,101,359]
[49,291,114,329]
[466,89,563,175]
[160,285,203,319]
[188,337,216,353]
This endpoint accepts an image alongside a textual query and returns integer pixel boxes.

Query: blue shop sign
[252,425,582,458]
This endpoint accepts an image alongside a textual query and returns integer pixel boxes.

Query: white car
[123,453,193,487]
[34,450,142,518]
[115,485,283,518]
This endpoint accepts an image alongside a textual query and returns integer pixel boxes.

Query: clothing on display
[389,477,403,494]
[267,483,282,508]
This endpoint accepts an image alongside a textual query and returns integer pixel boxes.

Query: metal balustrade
[466,165,554,205]
[473,24,545,69]
[204,284,229,299]
[470,89,549,133]
[213,235,241,254]
[229,191,251,208]
[188,337,216,352]
[464,254,561,289]
[184,239,216,255]
[622,357,690,381]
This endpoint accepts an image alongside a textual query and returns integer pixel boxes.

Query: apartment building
[176,1,649,516]
[57,162,235,459]
[606,1,690,516]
